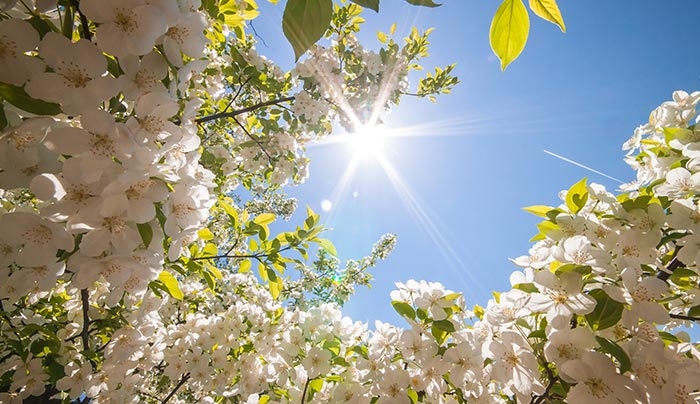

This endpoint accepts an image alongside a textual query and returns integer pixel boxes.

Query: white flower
[487,331,540,395]
[161,10,209,66]
[119,51,169,98]
[81,0,168,57]
[561,351,640,403]
[543,327,595,372]
[529,270,595,328]
[0,19,44,85]
[102,172,168,223]
[0,212,73,267]
[655,167,700,198]
[71,195,142,256]
[25,33,119,115]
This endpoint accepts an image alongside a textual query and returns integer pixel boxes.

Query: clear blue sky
[255,1,700,324]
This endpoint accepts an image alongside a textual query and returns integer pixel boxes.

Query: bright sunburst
[347,124,387,159]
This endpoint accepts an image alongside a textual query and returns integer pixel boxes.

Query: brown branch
[530,363,559,404]
[300,377,311,404]
[658,245,683,281]
[195,96,294,124]
[69,0,92,40]
[162,372,190,404]
[670,313,700,322]
[232,116,274,166]
[80,289,90,352]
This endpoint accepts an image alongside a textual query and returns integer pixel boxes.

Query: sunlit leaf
[565,177,588,213]
[523,205,556,218]
[392,301,416,320]
[158,271,184,300]
[489,0,530,70]
[282,0,333,61]
[528,0,565,32]
[317,238,337,257]
[405,0,441,7]
[254,212,276,225]
[349,0,379,12]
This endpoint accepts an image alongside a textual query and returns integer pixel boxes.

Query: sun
[348,124,387,159]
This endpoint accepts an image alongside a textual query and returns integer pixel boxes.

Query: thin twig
[69,0,92,40]
[232,116,274,166]
[195,96,294,124]
[300,377,311,404]
[80,289,90,352]
[530,364,559,404]
[670,313,700,322]
[162,373,190,404]
[658,245,683,281]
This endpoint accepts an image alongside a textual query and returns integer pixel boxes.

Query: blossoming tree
[1,0,699,403]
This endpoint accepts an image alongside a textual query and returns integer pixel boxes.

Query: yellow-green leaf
[239,259,252,273]
[522,205,555,218]
[282,0,333,61]
[349,0,379,12]
[489,0,530,71]
[198,228,214,240]
[317,238,337,257]
[254,212,276,225]
[377,31,388,44]
[565,177,589,213]
[158,271,184,300]
[528,0,565,32]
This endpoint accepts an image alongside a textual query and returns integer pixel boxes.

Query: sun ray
[374,154,484,302]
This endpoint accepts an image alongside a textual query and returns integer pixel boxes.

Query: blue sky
[255,1,700,324]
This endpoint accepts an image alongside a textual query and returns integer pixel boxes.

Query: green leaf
[349,0,379,12]
[595,336,631,374]
[307,378,324,401]
[405,0,441,6]
[528,0,565,32]
[523,205,556,218]
[513,283,539,293]
[565,177,589,213]
[687,305,700,318]
[391,301,416,320]
[432,319,455,333]
[407,389,419,404]
[585,289,623,331]
[489,0,530,70]
[254,212,276,225]
[158,271,184,300]
[136,223,153,248]
[282,0,333,61]
[198,228,214,241]
[317,238,337,257]
[239,259,252,273]
[0,103,8,131]
[0,83,61,115]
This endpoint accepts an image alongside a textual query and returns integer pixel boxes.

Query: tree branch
[530,364,559,404]
[658,245,683,281]
[670,313,700,322]
[162,372,190,404]
[69,0,92,40]
[300,377,311,404]
[231,116,274,166]
[195,96,294,124]
[80,289,90,352]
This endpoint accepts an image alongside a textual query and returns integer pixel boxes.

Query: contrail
[543,149,624,184]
